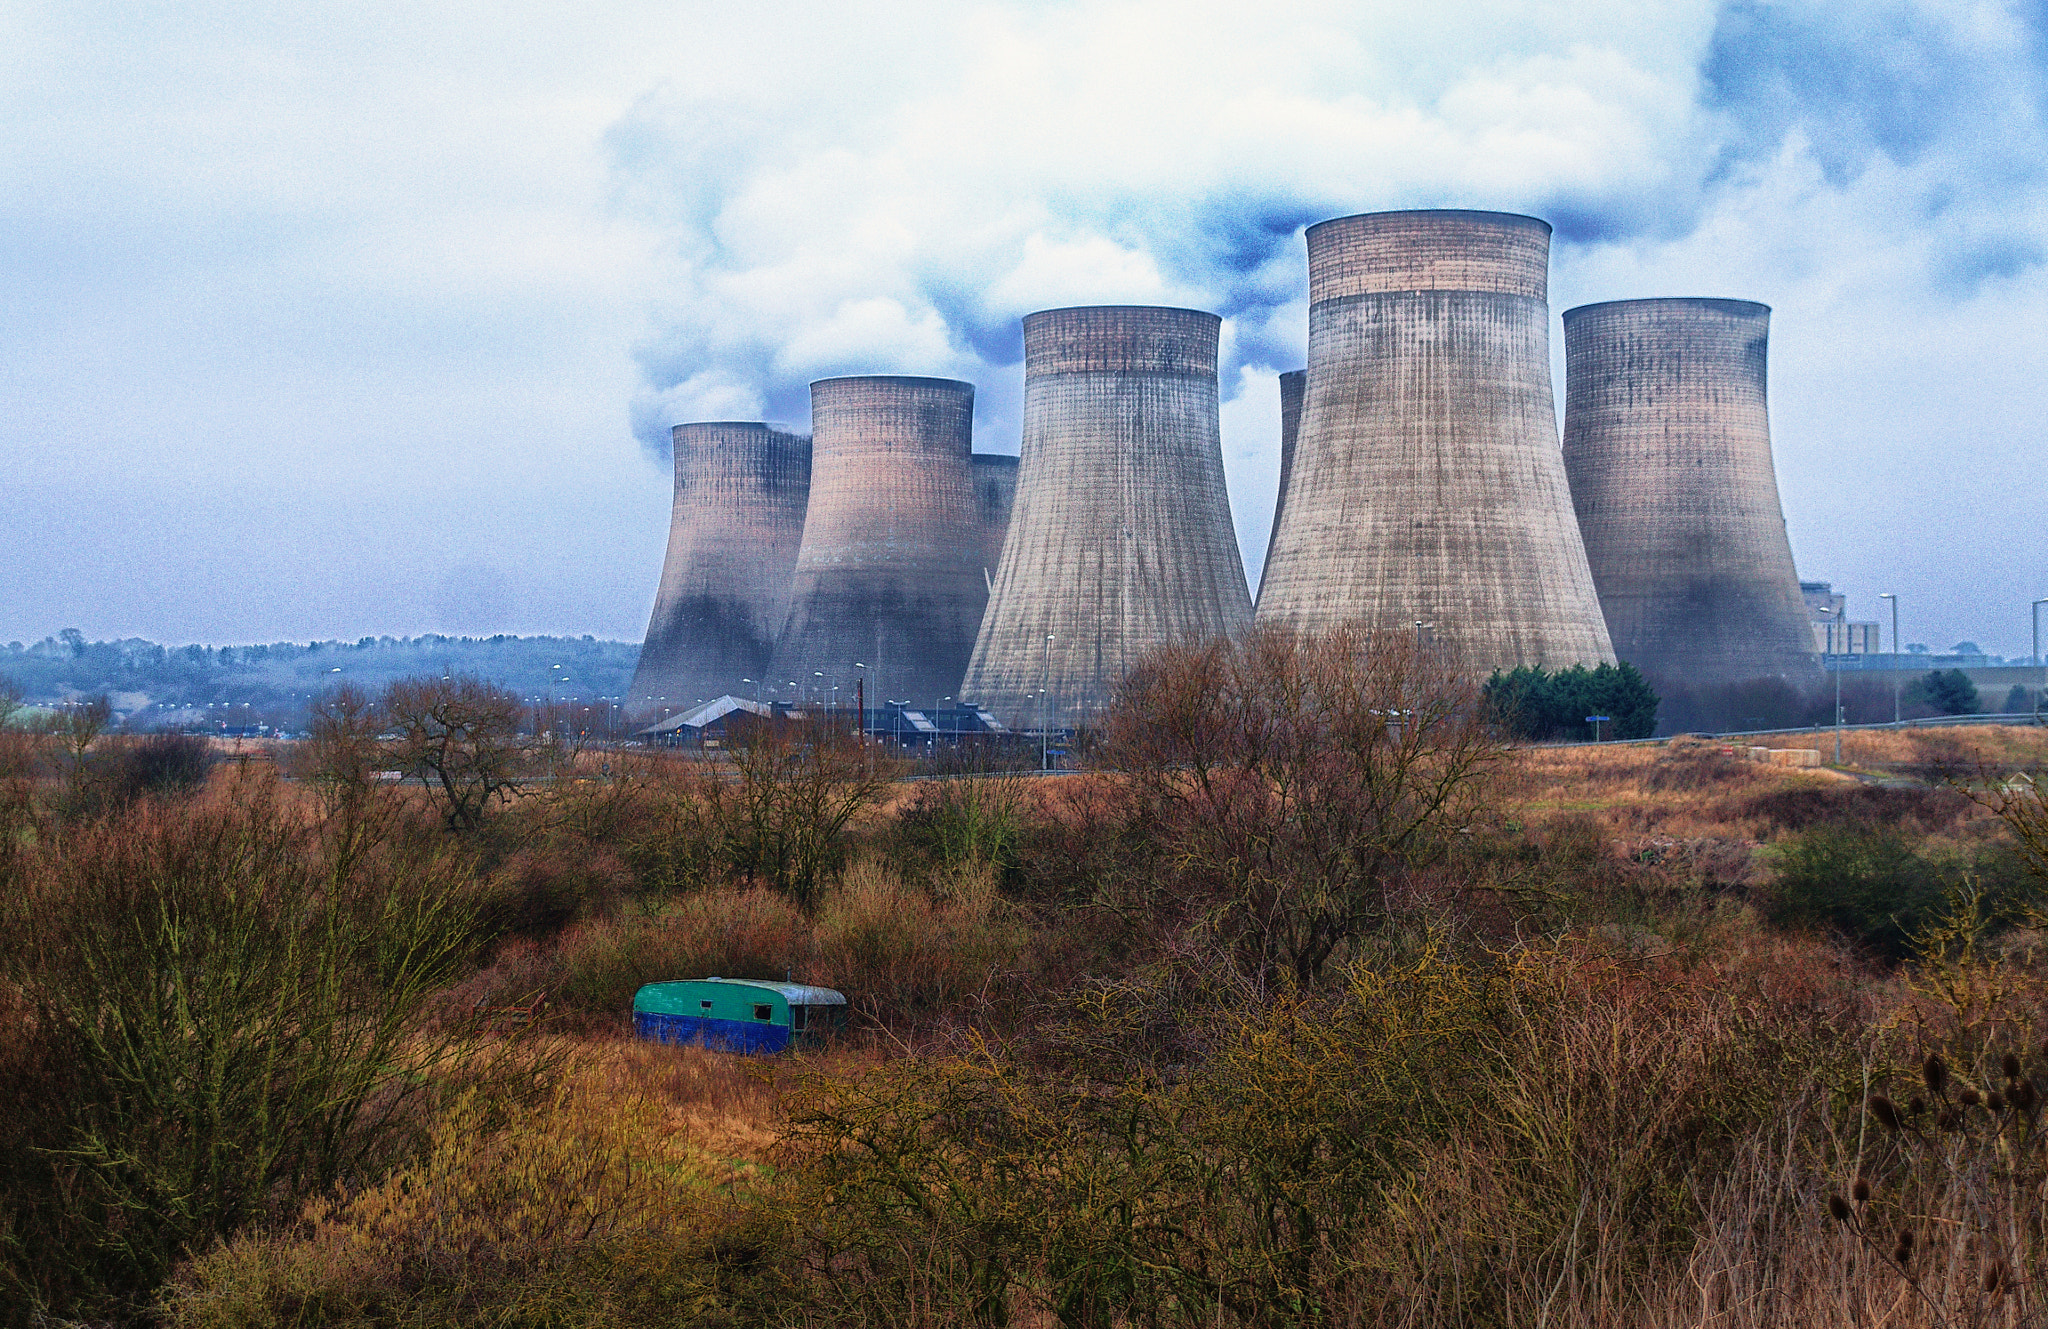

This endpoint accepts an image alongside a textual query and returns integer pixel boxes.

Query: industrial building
[628,422,811,716]
[1254,210,1615,674]
[961,305,1254,729]
[768,376,990,709]
[1802,581,1883,656]
[1562,299,1820,689]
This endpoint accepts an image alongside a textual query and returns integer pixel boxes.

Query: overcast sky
[3,0,2043,656]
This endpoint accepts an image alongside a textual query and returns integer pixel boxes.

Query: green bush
[1484,662,1659,741]
[889,774,1030,888]
[1766,823,1946,958]
[1905,668,1981,716]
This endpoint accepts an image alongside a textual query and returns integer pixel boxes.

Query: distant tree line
[0,631,638,727]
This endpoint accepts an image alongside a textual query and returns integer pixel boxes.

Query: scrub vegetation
[2,635,2047,1327]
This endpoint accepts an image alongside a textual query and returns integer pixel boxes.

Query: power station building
[1561,298,1820,688]
[768,376,990,709]
[1254,209,1614,673]
[961,305,1254,728]
[628,422,812,717]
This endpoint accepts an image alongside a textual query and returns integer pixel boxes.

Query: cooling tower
[1255,210,1614,674]
[769,376,986,708]
[961,305,1254,728]
[628,422,812,715]
[970,453,1020,586]
[1561,298,1820,689]
[1256,368,1306,594]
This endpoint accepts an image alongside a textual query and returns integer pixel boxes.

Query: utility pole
[1834,664,1843,765]
[1880,593,1900,725]
[1041,633,1054,772]
[2034,598,2047,719]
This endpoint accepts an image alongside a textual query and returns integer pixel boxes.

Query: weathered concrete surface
[1256,368,1306,597]
[628,422,811,716]
[970,453,1019,588]
[1562,298,1820,689]
[769,376,987,708]
[1255,210,1615,674]
[962,306,1254,728]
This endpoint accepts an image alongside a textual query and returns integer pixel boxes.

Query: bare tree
[0,677,22,732]
[40,695,113,814]
[297,685,384,811]
[712,718,893,911]
[382,676,532,833]
[1102,625,1505,987]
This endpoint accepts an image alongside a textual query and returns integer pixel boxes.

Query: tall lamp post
[1040,633,1054,772]
[1879,593,1900,725]
[2033,597,2047,718]
[1843,655,1859,761]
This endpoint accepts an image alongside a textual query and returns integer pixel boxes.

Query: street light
[1041,634,1055,772]
[1843,655,1859,765]
[2033,598,2047,718]
[1414,620,1434,655]
[1879,593,1900,725]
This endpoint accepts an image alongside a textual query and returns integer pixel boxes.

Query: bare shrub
[1102,625,1505,986]
[163,1064,752,1328]
[0,779,484,1322]
[813,859,1025,1027]
[710,720,892,911]
[99,732,216,805]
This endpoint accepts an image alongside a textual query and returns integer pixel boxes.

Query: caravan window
[792,1005,808,1031]
[753,1004,772,1021]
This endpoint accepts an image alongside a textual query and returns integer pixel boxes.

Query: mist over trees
[0,632,636,729]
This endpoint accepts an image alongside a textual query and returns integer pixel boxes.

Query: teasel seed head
[1989,1090,2007,1112]
[1852,1176,1872,1203]
[1894,1228,1916,1266]
[1909,1095,1927,1115]
[1828,1194,1852,1223]
[2016,1079,2038,1112]
[1962,1086,1983,1106]
[2004,1052,2022,1079]
[1868,1094,1903,1131]
[1925,1054,1948,1095]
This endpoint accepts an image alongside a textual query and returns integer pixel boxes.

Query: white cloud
[0,0,2043,655]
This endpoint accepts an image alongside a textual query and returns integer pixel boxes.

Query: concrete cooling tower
[1561,298,1819,689]
[628,422,812,716]
[1255,210,1614,674]
[1257,368,1306,593]
[970,453,1020,586]
[961,305,1254,728]
[768,376,987,709]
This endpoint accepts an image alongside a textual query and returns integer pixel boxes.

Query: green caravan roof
[633,977,846,1017]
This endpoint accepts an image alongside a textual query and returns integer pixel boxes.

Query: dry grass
[1503,734,2022,846]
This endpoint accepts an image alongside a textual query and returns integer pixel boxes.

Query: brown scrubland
[3,642,2048,1327]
